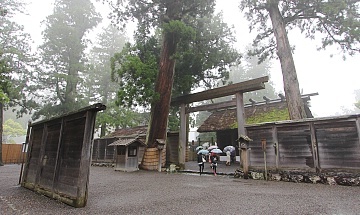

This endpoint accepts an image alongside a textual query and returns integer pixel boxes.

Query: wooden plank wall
[245,115,360,171]
[92,138,116,163]
[21,103,105,208]
[2,144,26,164]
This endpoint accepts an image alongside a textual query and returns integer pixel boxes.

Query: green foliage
[34,0,101,120]
[162,20,195,42]
[0,52,10,103]
[111,10,239,108]
[95,102,148,135]
[240,0,360,62]
[3,119,26,143]
[0,0,38,117]
[111,40,160,108]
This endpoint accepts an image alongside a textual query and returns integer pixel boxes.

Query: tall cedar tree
[0,0,37,165]
[111,11,238,131]
[34,0,101,120]
[112,1,221,147]
[240,0,360,120]
[86,24,138,137]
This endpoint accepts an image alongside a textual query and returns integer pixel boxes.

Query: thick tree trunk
[146,1,182,147]
[267,2,307,120]
[0,102,3,166]
[146,31,179,147]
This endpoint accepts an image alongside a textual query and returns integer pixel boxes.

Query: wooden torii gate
[171,76,269,169]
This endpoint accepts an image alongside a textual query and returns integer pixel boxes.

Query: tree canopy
[240,0,360,120]
[33,0,101,120]
[111,9,239,108]
[111,0,239,146]
[3,119,26,143]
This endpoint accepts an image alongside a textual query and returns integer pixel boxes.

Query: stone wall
[234,169,360,186]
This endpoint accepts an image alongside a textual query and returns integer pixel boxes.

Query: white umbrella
[208,145,218,151]
[210,148,223,154]
[223,145,235,153]
[197,149,210,155]
[195,146,204,151]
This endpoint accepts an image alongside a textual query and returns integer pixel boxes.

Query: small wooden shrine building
[108,137,146,172]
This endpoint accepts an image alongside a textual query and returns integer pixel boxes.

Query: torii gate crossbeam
[170,76,269,169]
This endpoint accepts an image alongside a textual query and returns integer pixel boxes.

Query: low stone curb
[234,169,360,186]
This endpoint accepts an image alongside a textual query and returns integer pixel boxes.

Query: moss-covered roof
[197,100,312,132]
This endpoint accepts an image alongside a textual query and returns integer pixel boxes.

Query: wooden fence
[245,114,360,171]
[2,144,26,164]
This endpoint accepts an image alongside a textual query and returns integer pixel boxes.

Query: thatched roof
[197,99,313,132]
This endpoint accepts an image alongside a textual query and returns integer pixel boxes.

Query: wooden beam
[186,92,318,114]
[187,100,236,113]
[171,76,268,106]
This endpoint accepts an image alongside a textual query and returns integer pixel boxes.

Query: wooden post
[356,117,360,146]
[261,139,267,181]
[240,148,249,179]
[235,92,246,136]
[35,123,48,187]
[179,103,187,168]
[309,122,320,173]
[272,126,279,170]
[158,149,162,172]
[236,92,248,177]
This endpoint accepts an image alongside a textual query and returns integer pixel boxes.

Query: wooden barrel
[141,147,166,171]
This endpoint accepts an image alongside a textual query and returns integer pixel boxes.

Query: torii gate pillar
[178,103,187,169]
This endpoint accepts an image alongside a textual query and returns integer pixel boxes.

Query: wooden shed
[108,137,146,172]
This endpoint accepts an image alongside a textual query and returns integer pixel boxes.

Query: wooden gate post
[178,103,187,169]
[309,123,320,173]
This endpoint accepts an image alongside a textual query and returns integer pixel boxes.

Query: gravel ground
[1,164,360,215]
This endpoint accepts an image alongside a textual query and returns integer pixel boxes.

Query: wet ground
[183,160,240,175]
[1,164,360,215]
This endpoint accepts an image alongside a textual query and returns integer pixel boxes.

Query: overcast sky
[20,0,360,117]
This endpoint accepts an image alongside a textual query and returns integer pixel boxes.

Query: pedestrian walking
[226,151,231,166]
[210,152,218,176]
[197,153,206,175]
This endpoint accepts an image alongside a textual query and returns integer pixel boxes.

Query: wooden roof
[105,125,148,138]
[197,99,313,132]
[108,138,146,147]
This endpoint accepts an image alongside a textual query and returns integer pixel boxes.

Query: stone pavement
[182,160,240,176]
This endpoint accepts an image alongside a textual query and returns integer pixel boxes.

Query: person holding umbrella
[210,152,218,176]
[197,150,208,175]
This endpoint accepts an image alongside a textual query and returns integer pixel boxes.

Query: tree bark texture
[146,1,182,147]
[267,2,307,120]
[146,31,179,147]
